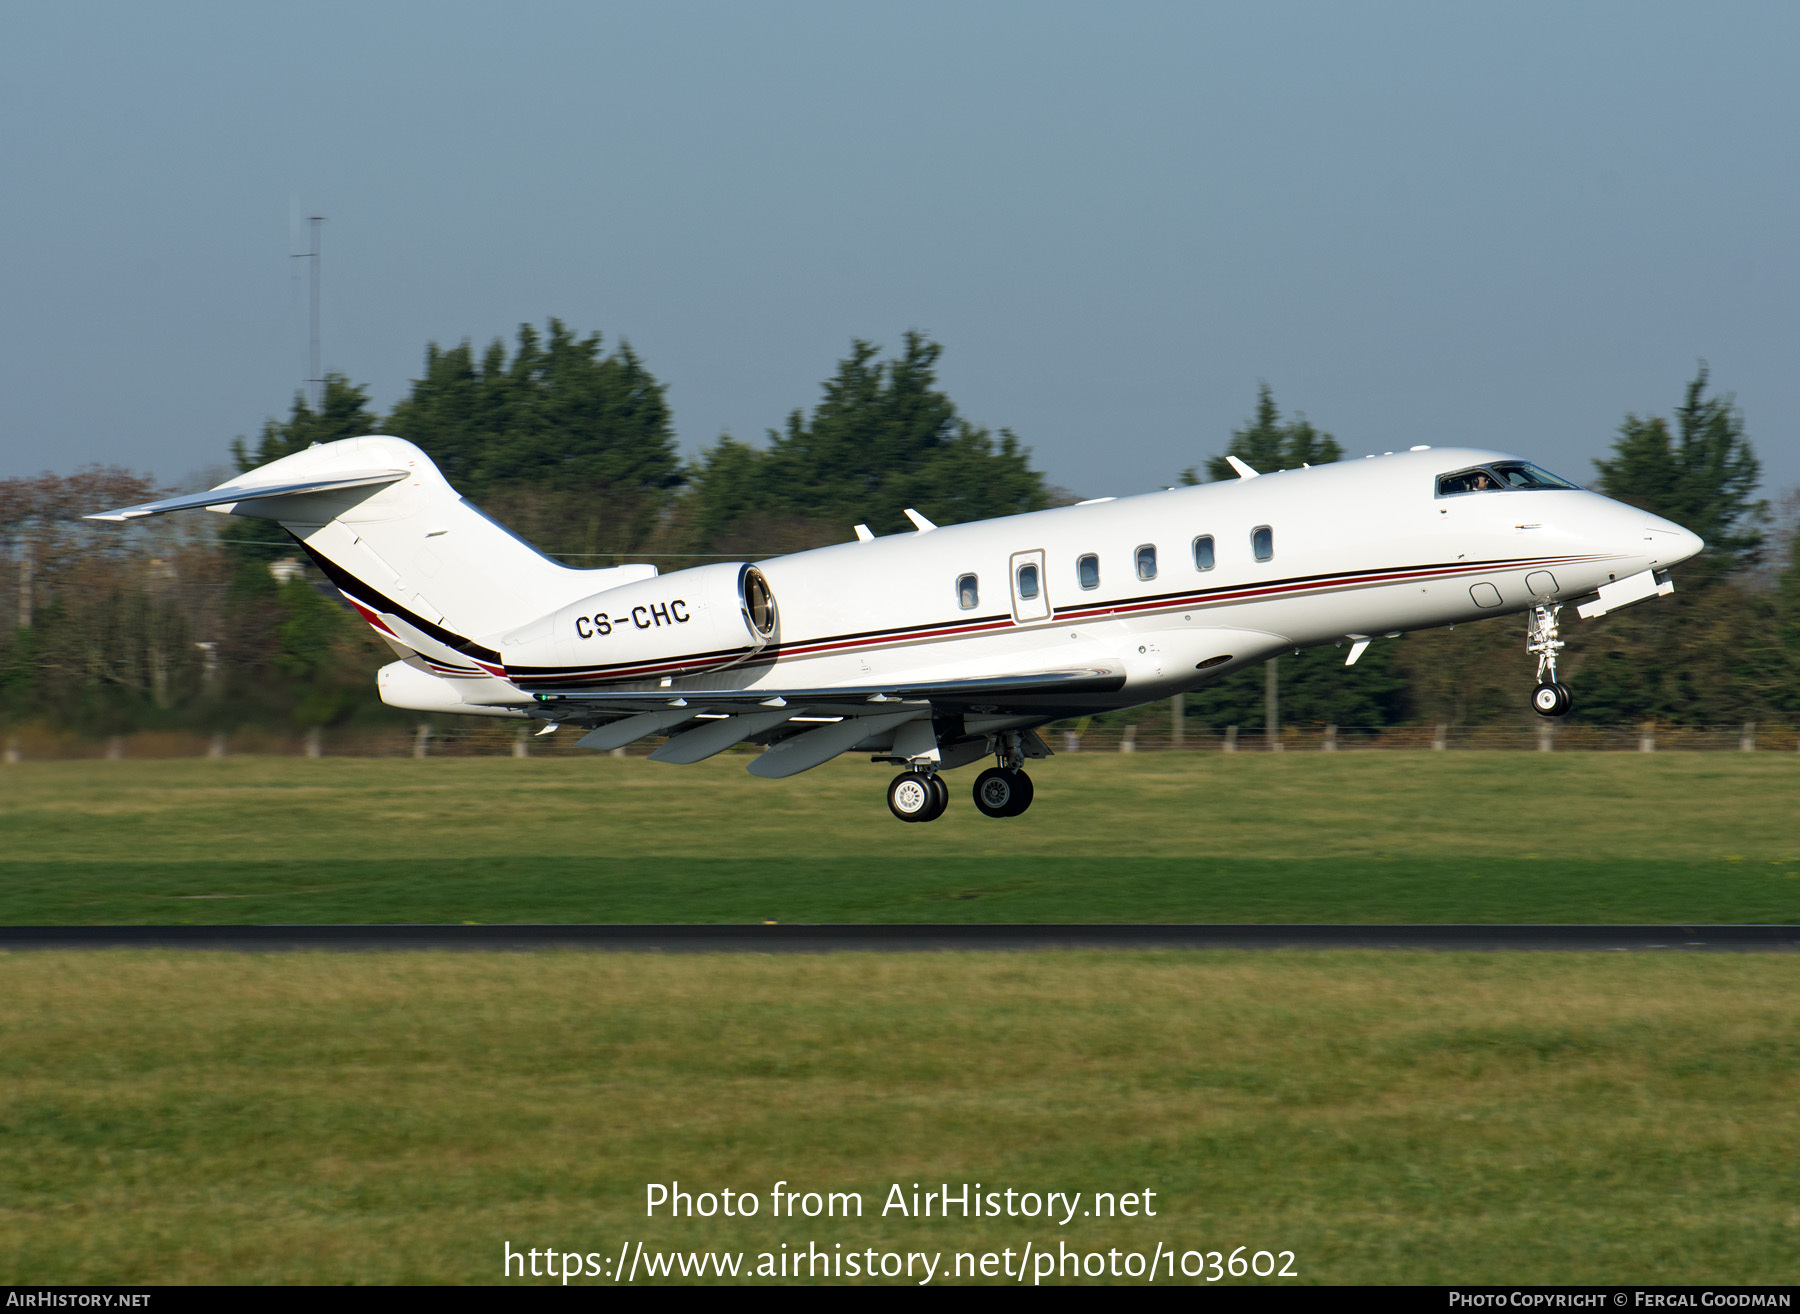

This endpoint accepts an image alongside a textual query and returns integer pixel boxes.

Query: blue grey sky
[2,1,1795,505]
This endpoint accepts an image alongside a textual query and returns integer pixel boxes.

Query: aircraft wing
[528,667,1118,776]
[530,666,1125,718]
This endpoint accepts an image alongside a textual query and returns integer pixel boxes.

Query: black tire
[1006,769,1035,816]
[973,767,1033,818]
[888,772,938,822]
[1532,682,1572,718]
[889,772,947,822]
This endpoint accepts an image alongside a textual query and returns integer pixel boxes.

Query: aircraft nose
[1646,515,1704,566]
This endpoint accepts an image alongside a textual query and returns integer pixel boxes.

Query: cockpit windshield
[1491,461,1580,490]
[1436,461,1580,497]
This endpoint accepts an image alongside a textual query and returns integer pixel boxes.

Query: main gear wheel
[972,767,1034,818]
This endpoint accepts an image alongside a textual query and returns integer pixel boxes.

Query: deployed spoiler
[85,469,409,522]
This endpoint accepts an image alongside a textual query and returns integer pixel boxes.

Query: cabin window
[1251,525,1274,561]
[1077,554,1100,590]
[1135,544,1157,581]
[1192,535,1215,571]
[1016,561,1040,600]
[956,574,979,610]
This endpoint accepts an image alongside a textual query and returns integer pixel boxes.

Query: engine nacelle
[499,562,777,689]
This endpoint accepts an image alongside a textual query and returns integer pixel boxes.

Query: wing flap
[747,710,921,778]
[647,708,797,765]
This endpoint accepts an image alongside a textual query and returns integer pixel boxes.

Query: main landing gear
[1528,602,1573,718]
[884,730,1037,822]
[972,766,1034,818]
[887,771,949,823]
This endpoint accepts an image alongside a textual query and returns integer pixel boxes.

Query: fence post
[105,736,124,760]
[1063,731,1081,753]
[1638,721,1655,753]
[1170,694,1184,750]
[206,732,227,759]
[1119,724,1136,754]
[1322,723,1337,752]
[1432,722,1447,751]
[1536,722,1555,753]
[1223,724,1238,753]
[513,727,530,758]
[413,723,431,759]
[1740,722,1756,752]
[3,735,18,764]
[1264,659,1281,751]
[304,728,322,759]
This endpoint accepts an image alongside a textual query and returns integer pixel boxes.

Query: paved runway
[1,923,1797,952]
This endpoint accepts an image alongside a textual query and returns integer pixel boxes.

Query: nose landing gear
[1528,603,1572,717]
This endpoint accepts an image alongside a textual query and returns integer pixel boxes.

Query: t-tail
[87,436,658,717]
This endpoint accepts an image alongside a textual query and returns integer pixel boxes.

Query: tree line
[2,321,1795,739]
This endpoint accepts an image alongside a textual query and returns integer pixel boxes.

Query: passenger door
[1009,549,1051,624]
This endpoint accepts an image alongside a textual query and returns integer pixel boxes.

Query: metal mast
[293,216,325,411]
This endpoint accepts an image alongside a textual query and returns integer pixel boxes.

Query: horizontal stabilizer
[86,469,409,521]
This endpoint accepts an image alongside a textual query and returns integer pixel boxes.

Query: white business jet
[91,437,1701,821]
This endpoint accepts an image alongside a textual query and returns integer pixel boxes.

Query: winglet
[1226,456,1260,480]
[853,524,874,542]
[903,508,937,532]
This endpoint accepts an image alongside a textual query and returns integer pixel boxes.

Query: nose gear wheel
[1532,681,1572,717]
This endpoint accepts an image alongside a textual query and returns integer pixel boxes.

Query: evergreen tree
[1183,384,1344,483]
[231,374,380,473]
[1778,519,1800,658]
[688,333,1049,549]
[1592,366,1764,578]
[386,320,682,560]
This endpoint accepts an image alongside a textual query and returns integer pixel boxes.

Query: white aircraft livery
[92,436,1702,821]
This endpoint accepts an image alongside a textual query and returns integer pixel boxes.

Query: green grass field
[2,950,1796,1285]
[4,756,1798,1285]
[1,754,1796,923]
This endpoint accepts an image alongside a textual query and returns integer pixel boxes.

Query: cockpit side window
[1436,467,1503,496]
